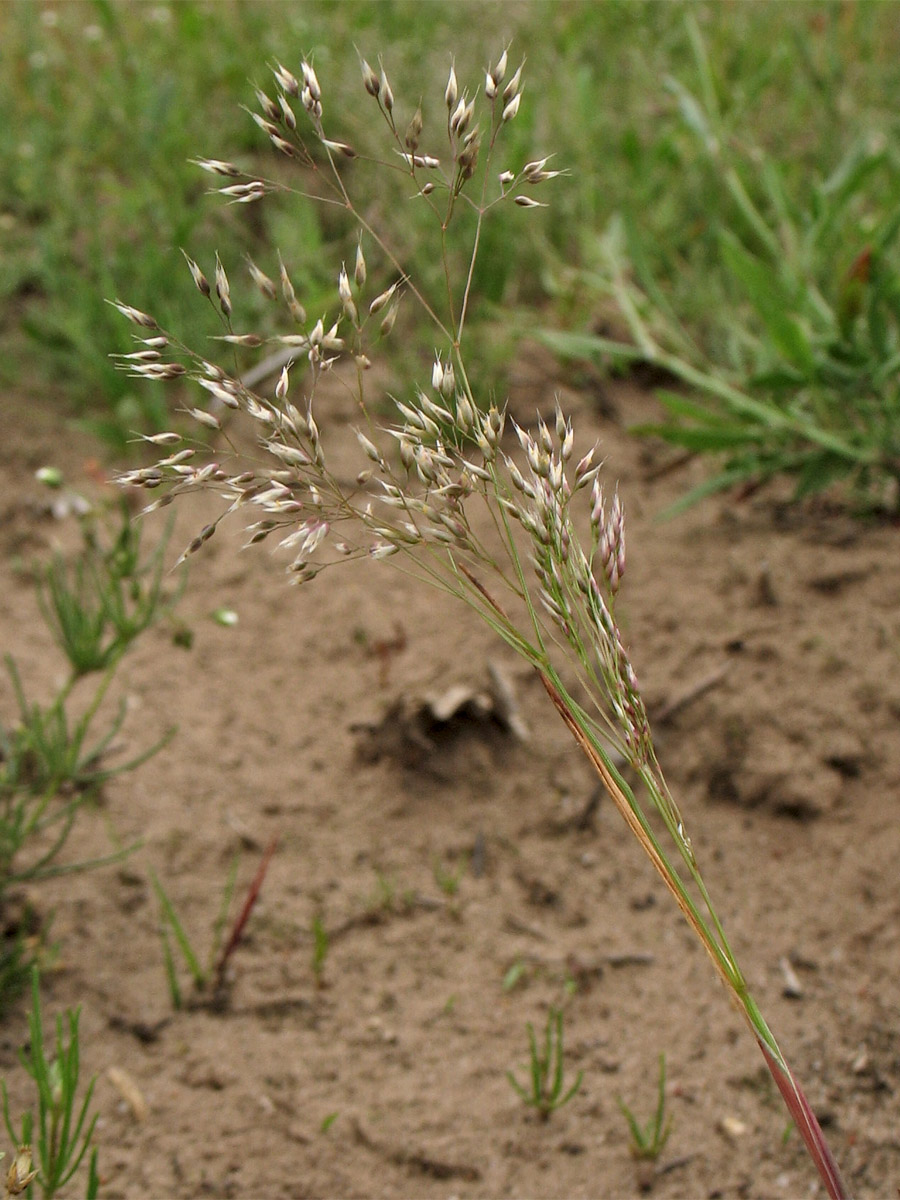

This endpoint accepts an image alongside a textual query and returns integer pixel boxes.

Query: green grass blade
[150,871,204,987]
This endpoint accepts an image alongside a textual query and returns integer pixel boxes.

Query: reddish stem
[213,836,278,992]
[756,1038,850,1200]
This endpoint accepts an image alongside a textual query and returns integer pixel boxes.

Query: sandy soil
[1,353,899,1200]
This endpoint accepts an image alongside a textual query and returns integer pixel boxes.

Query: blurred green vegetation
[2,0,899,487]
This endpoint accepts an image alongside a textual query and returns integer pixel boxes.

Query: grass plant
[618,1054,673,1162]
[1,970,99,1200]
[507,1006,583,1121]
[544,14,900,512]
[432,853,467,898]
[151,837,276,1010]
[0,499,180,1009]
[38,498,181,677]
[115,47,848,1196]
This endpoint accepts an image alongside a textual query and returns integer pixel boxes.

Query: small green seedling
[1,969,99,1200]
[38,499,178,679]
[152,837,277,1010]
[618,1054,674,1161]
[507,1006,584,1121]
[2,655,174,802]
[433,853,467,897]
[502,958,529,993]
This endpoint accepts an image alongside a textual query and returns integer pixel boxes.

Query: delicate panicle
[110,52,849,1198]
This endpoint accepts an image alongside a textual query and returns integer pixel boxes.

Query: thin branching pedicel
[114,51,848,1199]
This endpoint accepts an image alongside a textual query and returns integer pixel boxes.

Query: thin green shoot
[507,1006,583,1121]
[618,1054,673,1162]
[432,853,467,897]
[151,838,276,1010]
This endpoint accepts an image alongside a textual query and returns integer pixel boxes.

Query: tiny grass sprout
[319,1112,339,1135]
[364,870,406,919]
[618,1054,673,1162]
[114,48,849,1197]
[1,970,99,1200]
[502,959,528,993]
[506,1006,583,1121]
[432,853,467,897]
